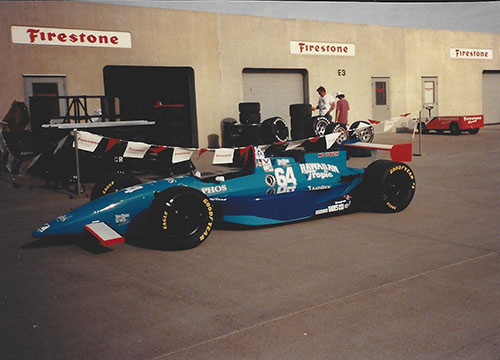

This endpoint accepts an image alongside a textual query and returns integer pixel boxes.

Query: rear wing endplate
[343,142,412,162]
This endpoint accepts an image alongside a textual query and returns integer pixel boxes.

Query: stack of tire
[237,102,262,146]
[290,103,337,139]
[289,104,312,140]
[221,102,289,147]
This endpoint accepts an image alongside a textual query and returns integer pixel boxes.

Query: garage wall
[483,71,500,124]
[1,1,499,146]
[405,28,499,117]
[0,2,223,144]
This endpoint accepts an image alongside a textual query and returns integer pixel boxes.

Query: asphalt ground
[1,125,499,360]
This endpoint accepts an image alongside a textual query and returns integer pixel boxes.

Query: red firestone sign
[11,25,132,48]
[450,48,492,60]
[290,41,355,56]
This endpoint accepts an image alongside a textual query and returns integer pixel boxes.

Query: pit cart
[418,115,484,135]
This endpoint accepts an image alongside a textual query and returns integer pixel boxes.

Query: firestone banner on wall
[450,48,492,60]
[290,41,355,56]
[11,25,132,48]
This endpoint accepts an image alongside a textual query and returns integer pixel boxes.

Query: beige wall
[1,1,499,146]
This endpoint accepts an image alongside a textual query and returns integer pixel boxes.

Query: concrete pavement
[1,125,499,359]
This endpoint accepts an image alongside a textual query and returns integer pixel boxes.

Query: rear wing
[343,142,412,162]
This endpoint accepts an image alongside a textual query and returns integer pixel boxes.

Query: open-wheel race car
[33,136,416,250]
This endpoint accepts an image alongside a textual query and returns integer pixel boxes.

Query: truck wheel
[149,186,214,249]
[90,171,141,201]
[450,122,461,135]
[468,128,480,134]
[362,160,416,213]
[417,122,429,134]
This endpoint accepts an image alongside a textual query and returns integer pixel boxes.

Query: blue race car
[33,140,416,250]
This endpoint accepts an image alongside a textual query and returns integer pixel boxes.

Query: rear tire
[468,128,479,134]
[362,160,416,212]
[149,187,214,249]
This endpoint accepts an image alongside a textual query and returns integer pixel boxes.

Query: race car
[33,138,416,250]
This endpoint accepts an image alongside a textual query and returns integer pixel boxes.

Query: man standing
[335,90,350,126]
[312,86,335,121]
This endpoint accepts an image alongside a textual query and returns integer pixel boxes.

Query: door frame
[371,77,390,120]
[421,76,438,117]
[23,74,67,116]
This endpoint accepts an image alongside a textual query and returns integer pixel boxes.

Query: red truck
[419,115,484,135]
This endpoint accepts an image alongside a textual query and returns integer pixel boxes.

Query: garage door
[104,65,198,147]
[242,69,307,123]
[483,71,500,124]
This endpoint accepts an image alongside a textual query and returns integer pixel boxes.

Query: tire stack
[289,104,312,140]
[221,103,289,147]
[237,102,262,146]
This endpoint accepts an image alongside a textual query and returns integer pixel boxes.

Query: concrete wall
[1,1,499,146]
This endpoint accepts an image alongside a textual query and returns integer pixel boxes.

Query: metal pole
[418,110,422,156]
[72,129,83,197]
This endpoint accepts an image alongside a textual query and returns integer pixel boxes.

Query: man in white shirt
[312,86,335,121]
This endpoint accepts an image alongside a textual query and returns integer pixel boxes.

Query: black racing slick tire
[349,120,375,142]
[362,160,416,213]
[289,104,312,118]
[149,186,214,250]
[239,102,260,113]
[261,117,289,143]
[90,171,142,201]
[239,112,261,125]
[304,116,331,137]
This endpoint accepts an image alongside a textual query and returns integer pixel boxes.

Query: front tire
[149,187,214,250]
[362,160,416,212]
[90,171,141,201]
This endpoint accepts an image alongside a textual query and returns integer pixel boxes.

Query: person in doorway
[335,91,350,127]
[312,86,335,121]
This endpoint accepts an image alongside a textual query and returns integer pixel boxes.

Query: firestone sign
[290,41,355,56]
[450,48,492,60]
[11,25,132,48]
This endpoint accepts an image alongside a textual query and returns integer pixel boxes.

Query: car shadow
[22,233,112,254]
